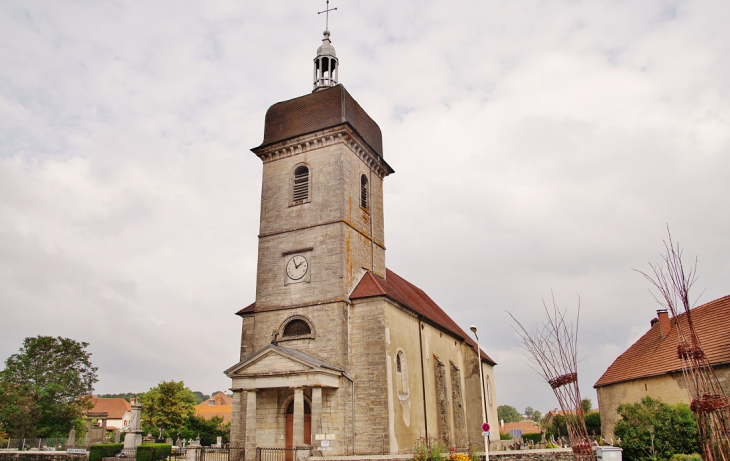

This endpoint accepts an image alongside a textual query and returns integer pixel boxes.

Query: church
[225,27,500,458]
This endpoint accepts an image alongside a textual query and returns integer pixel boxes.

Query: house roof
[350,269,496,365]
[594,294,730,388]
[211,392,233,405]
[90,397,131,419]
[501,421,541,434]
[195,404,232,425]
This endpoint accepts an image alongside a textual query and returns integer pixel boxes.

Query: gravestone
[214,436,222,448]
[67,429,76,447]
[115,430,122,443]
[166,438,173,445]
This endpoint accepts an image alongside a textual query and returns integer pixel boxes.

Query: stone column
[84,417,92,446]
[244,390,257,461]
[311,387,322,441]
[293,388,304,446]
[230,390,243,447]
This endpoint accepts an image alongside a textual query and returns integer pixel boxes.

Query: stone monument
[66,428,76,448]
[124,398,143,449]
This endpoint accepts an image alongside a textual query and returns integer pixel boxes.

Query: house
[500,421,541,438]
[89,396,132,430]
[594,295,730,440]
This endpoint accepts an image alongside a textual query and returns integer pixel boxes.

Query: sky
[1,0,729,417]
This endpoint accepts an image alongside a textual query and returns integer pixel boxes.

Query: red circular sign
[481,423,490,432]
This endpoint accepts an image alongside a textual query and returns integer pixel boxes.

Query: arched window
[293,165,309,204]
[283,319,311,337]
[360,174,368,209]
[396,350,409,401]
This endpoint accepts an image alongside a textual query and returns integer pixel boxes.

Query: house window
[283,319,311,337]
[360,174,368,209]
[293,165,309,203]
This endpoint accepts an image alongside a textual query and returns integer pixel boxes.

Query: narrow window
[293,166,309,203]
[360,174,368,209]
[396,354,402,372]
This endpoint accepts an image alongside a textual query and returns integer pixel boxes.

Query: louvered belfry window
[283,319,311,337]
[360,174,368,209]
[293,166,309,203]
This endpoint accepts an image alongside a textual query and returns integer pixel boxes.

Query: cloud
[1,0,729,413]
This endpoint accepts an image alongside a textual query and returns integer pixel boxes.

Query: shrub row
[137,443,172,461]
[89,443,124,461]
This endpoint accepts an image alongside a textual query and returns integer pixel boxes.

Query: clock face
[286,255,308,280]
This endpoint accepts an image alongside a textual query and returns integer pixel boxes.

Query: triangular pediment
[225,344,344,378]
[241,350,312,375]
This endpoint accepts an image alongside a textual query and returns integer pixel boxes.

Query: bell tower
[249,32,394,314]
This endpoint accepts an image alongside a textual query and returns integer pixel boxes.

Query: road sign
[482,431,491,436]
[481,422,490,432]
[321,440,330,447]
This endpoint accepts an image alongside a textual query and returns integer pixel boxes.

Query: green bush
[522,432,542,444]
[137,443,172,461]
[615,397,699,461]
[499,432,513,440]
[669,455,702,461]
[89,443,124,461]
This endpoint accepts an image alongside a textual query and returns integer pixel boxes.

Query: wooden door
[285,414,312,448]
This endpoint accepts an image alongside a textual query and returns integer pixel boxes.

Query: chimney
[657,309,670,338]
[650,318,658,327]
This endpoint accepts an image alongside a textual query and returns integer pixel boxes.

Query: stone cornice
[251,124,394,179]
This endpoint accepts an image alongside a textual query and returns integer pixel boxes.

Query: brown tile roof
[195,404,232,425]
[501,421,541,434]
[211,393,233,405]
[594,294,730,388]
[236,302,255,316]
[90,397,131,419]
[254,85,387,161]
[350,269,496,365]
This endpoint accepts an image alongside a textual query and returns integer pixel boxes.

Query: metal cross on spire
[318,0,337,31]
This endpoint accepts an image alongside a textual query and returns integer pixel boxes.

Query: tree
[497,405,522,423]
[581,398,592,413]
[614,397,699,461]
[524,406,534,419]
[180,415,229,446]
[0,336,98,437]
[584,412,601,435]
[532,410,542,422]
[191,391,210,405]
[140,381,196,434]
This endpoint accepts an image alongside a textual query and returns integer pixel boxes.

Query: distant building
[500,421,541,438]
[195,393,233,425]
[594,295,730,440]
[89,397,132,430]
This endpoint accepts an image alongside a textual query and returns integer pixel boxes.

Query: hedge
[522,433,543,444]
[89,443,124,461]
[137,443,172,461]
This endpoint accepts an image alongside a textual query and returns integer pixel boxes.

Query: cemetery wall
[0,453,88,461]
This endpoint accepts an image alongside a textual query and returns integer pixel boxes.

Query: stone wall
[0,454,88,461]
[349,298,388,455]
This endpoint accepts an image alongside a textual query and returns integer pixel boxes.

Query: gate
[255,447,299,461]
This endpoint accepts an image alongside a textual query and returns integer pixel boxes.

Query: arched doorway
[285,399,311,450]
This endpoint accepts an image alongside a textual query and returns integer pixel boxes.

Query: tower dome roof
[317,30,336,57]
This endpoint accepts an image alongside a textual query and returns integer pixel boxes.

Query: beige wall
[379,298,500,452]
[596,364,730,440]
